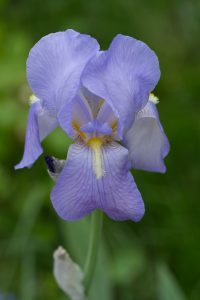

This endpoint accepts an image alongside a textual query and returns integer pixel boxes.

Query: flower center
[72,118,117,180]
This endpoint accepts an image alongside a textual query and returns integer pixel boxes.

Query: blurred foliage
[0,0,200,299]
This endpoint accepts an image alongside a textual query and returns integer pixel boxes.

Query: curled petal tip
[133,204,145,222]
[53,246,85,300]
[53,246,68,260]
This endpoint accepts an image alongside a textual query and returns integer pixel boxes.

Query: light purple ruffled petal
[51,142,144,222]
[27,29,99,115]
[82,34,160,133]
[15,102,57,169]
[123,101,170,173]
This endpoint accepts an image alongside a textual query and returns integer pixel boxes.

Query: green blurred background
[0,0,200,299]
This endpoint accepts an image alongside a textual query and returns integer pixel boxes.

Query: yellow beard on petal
[87,137,104,179]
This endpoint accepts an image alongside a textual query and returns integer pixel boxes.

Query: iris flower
[15,29,169,222]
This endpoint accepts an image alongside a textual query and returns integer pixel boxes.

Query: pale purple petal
[72,94,93,126]
[81,86,102,115]
[99,142,144,221]
[123,101,170,173]
[51,142,144,222]
[58,93,93,137]
[58,88,105,137]
[97,102,116,125]
[15,102,57,169]
[37,105,58,140]
[97,102,121,139]
[27,29,99,115]
[82,34,160,133]
[51,142,97,221]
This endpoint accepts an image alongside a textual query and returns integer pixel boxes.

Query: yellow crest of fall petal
[87,137,104,179]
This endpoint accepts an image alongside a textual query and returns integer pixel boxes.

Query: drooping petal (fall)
[15,101,57,169]
[51,141,144,222]
[123,101,169,173]
[51,142,97,220]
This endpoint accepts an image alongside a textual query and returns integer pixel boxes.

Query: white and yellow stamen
[29,94,40,105]
[149,93,159,104]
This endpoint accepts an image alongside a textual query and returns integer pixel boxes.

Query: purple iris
[15,29,169,222]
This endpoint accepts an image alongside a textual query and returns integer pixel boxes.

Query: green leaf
[157,262,187,300]
[20,249,36,300]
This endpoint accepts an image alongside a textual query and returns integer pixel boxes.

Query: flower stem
[83,209,103,294]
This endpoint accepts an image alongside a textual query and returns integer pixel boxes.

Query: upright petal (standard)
[27,29,100,115]
[82,34,160,133]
